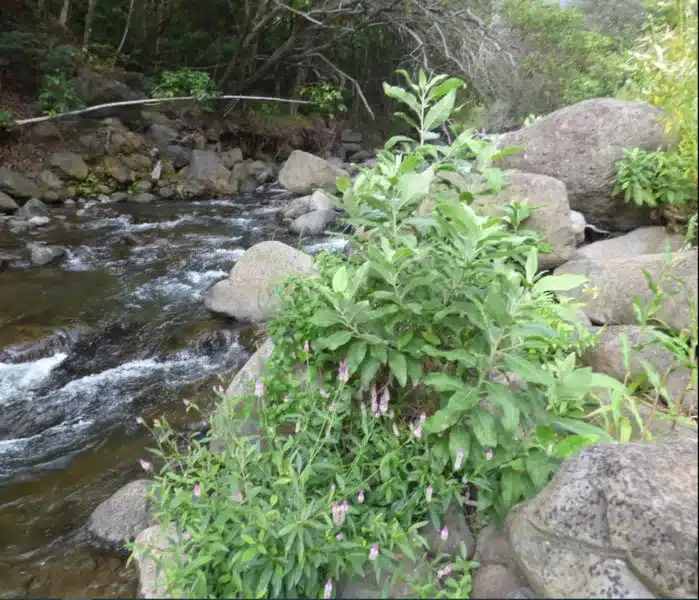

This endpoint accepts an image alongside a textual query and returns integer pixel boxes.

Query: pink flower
[360,402,367,416]
[283,394,290,403]
[379,388,389,415]
[324,579,333,599]
[193,484,201,497]
[368,543,379,561]
[357,490,365,504]
[304,340,311,353]
[336,533,345,541]
[320,390,330,398]
[182,531,192,541]
[338,358,349,383]
[485,447,494,461]
[453,448,464,471]
[419,413,426,423]
[254,379,264,397]
[412,423,422,440]
[295,420,301,434]
[330,484,336,493]
[388,409,395,419]
[332,501,349,526]
[437,564,452,579]
[370,385,378,416]
[233,491,244,503]
[425,484,433,504]
[440,526,449,541]
[392,423,399,437]
[461,475,469,485]
[212,385,224,395]
[139,459,152,472]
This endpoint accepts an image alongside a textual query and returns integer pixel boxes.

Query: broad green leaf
[385,135,415,149]
[470,411,497,447]
[388,350,408,387]
[428,77,464,101]
[533,274,587,294]
[360,357,382,388]
[317,330,353,350]
[552,434,598,458]
[553,417,615,443]
[423,372,465,392]
[525,247,538,284]
[525,450,555,490]
[396,167,435,206]
[336,175,351,193]
[424,89,457,131]
[425,407,461,434]
[503,354,555,386]
[382,83,421,115]
[332,266,349,294]
[348,340,368,372]
[310,308,342,327]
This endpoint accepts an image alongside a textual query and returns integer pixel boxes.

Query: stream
[0,191,344,597]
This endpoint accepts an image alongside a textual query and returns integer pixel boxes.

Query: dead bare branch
[309,53,375,120]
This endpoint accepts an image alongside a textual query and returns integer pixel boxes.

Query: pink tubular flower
[212,385,224,395]
[254,379,264,397]
[440,526,449,541]
[425,484,433,504]
[324,579,333,599]
[453,447,464,472]
[332,501,348,526]
[193,484,201,498]
[392,423,400,437]
[379,388,389,415]
[182,531,192,541]
[304,340,311,353]
[139,458,152,472]
[485,447,494,461]
[358,490,365,504]
[419,413,426,423]
[338,358,349,383]
[233,491,244,503]
[438,564,452,579]
[368,544,379,561]
[320,390,330,398]
[370,385,378,416]
[283,394,290,403]
[412,423,422,440]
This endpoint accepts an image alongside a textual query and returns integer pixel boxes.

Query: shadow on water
[0,193,346,597]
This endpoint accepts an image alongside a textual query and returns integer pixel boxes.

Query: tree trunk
[58,0,71,28]
[115,0,136,63]
[83,0,97,50]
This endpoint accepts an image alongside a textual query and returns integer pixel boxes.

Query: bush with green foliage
[39,71,84,115]
[299,82,347,120]
[151,68,222,111]
[131,71,641,599]
[614,0,698,220]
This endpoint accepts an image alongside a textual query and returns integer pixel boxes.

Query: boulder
[496,99,669,231]
[473,172,575,269]
[75,69,142,105]
[28,243,65,266]
[506,438,698,598]
[583,325,697,414]
[121,154,152,172]
[147,123,180,147]
[422,502,476,560]
[0,168,41,199]
[282,190,337,220]
[50,152,89,181]
[278,150,348,195]
[133,525,181,599]
[27,121,62,141]
[102,156,134,184]
[203,241,314,322]
[17,198,49,219]
[554,249,698,332]
[289,210,337,236]
[570,227,687,263]
[341,129,362,144]
[183,150,235,196]
[163,145,192,169]
[0,190,18,213]
[87,479,153,552]
[221,148,244,169]
[209,338,274,453]
[37,170,65,192]
[130,192,158,204]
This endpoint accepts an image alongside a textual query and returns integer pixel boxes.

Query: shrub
[151,68,221,111]
[39,71,84,115]
[133,70,631,598]
[299,82,347,120]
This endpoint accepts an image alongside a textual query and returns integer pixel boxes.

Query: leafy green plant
[135,70,628,599]
[39,71,84,115]
[299,82,347,120]
[151,68,221,111]
[0,109,14,128]
[614,147,698,207]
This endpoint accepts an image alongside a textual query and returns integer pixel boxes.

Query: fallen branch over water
[11,95,315,127]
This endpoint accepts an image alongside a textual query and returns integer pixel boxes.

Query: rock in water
[278,150,348,195]
[496,98,669,231]
[0,190,19,213]
[506,438,698,598]
[183,149,235,196]
[27,243,65,267]
[87,479,153,553]
[289,209,337,235]
[282,190,337,220]
[203,241,314,323]
[16,197,50,219]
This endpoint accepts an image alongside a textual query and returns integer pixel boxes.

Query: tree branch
[309,52,375,120]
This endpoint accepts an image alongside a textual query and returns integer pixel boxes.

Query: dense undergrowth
[128,71,697,599]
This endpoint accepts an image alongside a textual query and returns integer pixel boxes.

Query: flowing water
[0,192,345,597]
